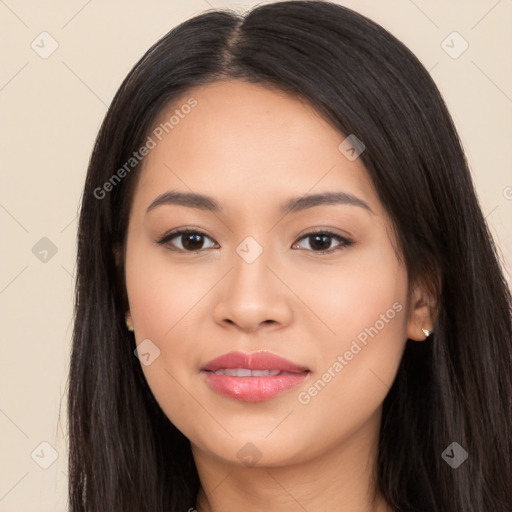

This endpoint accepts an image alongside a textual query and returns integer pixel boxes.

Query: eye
[292,230,353,254]
[156,228,218,252]
[156,228,353,254]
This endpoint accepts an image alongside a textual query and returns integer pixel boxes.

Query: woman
[67,1,512,511]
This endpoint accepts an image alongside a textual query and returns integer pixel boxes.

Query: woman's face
[124,79,428,467]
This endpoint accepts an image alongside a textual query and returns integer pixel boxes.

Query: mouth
[201,351,311,402]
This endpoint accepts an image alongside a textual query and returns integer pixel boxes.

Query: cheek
[125,241,211,339]
[295,239,408,347]
[124,244,211,431]
[124,239,228,387]
[294,245,408,439]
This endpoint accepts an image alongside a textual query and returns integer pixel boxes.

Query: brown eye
[156,228,353,254]
[156,229,217,252]
[293,231,353,254]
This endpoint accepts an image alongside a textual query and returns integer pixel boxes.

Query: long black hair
[67,1,512,510]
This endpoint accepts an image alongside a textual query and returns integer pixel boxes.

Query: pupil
[310,234,331,251]
[183,234,203,251]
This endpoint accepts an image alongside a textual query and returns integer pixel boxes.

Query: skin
[122,80,435,512]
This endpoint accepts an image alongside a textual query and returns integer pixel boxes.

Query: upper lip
[201,351,310,373]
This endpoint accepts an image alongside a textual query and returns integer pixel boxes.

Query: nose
[212,245,294,333]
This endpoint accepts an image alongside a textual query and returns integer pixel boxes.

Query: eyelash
[155,228,354,254]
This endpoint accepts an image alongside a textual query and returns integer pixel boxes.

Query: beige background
[0,0,511,510]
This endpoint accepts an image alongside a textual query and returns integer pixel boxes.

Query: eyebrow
[146,190,374,215]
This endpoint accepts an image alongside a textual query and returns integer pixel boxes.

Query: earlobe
[406,284,436,341]
[125,311,134,332]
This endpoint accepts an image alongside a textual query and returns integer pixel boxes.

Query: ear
[125,310,133,330]
[406,280,437,341]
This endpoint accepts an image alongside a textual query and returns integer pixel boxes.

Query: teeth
[252,370,270,376]
[213,368,285,377]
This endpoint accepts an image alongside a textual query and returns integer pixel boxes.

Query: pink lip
[201,351,311,402]
[202,351,310,373]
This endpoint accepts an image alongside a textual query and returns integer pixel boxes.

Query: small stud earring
[422,328,432,338]
[126,321,134,332]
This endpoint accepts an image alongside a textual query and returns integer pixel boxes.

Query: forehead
[133,79,380,217]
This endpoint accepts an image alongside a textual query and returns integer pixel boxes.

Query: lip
[202,351,310,373]
[201,351,311,402]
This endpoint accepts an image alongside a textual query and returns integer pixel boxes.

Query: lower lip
[202,371,310,402]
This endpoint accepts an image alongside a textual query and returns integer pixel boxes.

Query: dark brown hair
[68,1,512,510]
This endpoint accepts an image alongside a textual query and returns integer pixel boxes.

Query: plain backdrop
[0,0,511,510]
